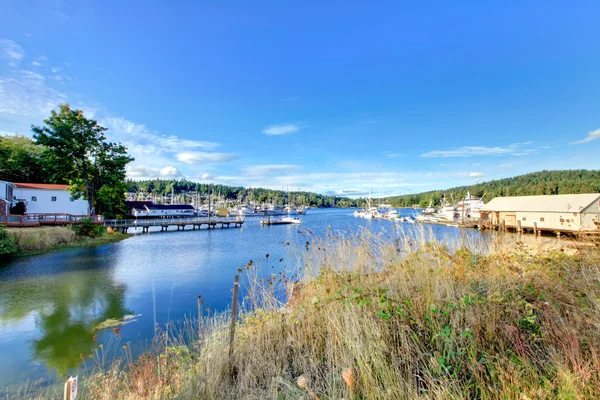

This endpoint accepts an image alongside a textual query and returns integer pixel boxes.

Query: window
[31,196,37,202]
[540,217,544,222]
[51,196,57,202]
[522,217,526,221]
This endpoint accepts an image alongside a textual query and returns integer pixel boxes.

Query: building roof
[14,183,70,190]
[146,204,195,210]
[125,200,154,209]
[481,193,600,213]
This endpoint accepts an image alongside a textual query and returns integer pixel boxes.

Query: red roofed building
[1,180,89,215]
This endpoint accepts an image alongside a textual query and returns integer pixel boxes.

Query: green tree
[0,135,52,183]
[32,104,134,217]
[0,226,17,262]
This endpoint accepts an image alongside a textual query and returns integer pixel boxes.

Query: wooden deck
[0,214,105,228]
[104,217,245,233]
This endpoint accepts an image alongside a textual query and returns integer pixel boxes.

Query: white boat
[284,206,299,216]
[281,215,301,224]
[455,191,485,219]
[423,199,437,215]
[353,209,365,217]
[260,215,301,225]
[363,206,378,219]
[386,209,399,219]
[399,216,416,224]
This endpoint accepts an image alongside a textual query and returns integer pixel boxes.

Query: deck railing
[103,216,245,228]
[0,214,104,227]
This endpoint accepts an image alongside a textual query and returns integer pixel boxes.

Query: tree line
[381,170,600,208]
[126,179,358,208]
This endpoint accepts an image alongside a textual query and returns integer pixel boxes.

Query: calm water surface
[0,208,489,393]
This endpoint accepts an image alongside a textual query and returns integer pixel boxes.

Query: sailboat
[260,186,301,225]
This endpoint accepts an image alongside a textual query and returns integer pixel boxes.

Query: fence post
[229,275,240,360]
[197,295,203,340]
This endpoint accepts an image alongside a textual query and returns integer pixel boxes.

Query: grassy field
[6,226,129,256]
[20,229,600,399]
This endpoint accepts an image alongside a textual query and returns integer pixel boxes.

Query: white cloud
[570,128,600,145]
[176,151,238,165]
[325,188,369,196]
[242,164,301,176]
[0,39,24,62]
[126,165,183,179]
[0,71,66,117]
[262,123,299,136]
[31,61,42,67]
[197,173,216,181]
[421,142,538,158]
[21,70,45,80]
[469,172,484,178]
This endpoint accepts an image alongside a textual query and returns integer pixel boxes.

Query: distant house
[124,200,195,218]
[0,181,90,215]
[480,193,600,233]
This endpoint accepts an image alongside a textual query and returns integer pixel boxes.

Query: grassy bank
[23,230,600,399]
[5,226,128,257]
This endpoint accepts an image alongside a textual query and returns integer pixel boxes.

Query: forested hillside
[126,179,358,208]
[384,170,600,207]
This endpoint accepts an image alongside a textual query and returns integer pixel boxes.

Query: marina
[353,191,600,237]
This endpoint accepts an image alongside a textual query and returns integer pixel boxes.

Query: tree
[0,135,53,183]
[32,104,134,217]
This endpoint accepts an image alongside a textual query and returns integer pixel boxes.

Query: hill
[384,169,600,208]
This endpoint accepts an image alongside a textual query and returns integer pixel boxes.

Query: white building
[124,200,195,218]
[480,193,600,233]
[0,181,90,215]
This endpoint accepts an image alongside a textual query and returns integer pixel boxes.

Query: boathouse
[479,193,600,234]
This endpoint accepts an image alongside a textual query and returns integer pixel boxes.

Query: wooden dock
[104,217,245,233]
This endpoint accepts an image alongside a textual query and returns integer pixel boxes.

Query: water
[0,208,485,393]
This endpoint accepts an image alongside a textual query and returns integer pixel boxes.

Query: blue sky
[0,1,599,197]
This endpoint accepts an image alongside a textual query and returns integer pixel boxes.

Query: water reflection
[0,248,130,376]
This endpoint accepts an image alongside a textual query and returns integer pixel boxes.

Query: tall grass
[61,227,600,398]
[6,226,127,256]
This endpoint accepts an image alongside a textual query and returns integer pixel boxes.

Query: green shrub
[72,218,105,238]
[0,226,17,260]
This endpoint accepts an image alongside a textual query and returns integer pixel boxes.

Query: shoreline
[3,226,130,259]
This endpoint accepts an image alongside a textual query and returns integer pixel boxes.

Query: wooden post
[197,295,203,340]
[229,275,240,360]
[208,184,212,229]
[517,219,522,233]
[533,222,538,236]
[501,219,506,232]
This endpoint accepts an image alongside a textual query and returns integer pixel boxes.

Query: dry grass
[7,226,127,255]
[77,228,600,399]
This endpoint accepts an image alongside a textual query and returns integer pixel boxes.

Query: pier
[104,217,245,233]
